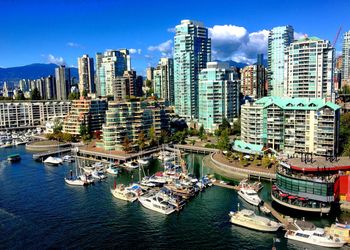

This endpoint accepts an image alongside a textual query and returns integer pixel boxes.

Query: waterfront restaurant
[272,157,350,214]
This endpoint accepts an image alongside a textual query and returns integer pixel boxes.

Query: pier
[33,148,72,160]
[174,144,219,154]
[212,180,240,190]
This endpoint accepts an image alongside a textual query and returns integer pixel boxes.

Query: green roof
[233,140,263,152]
[254,97,340,111]
[7,154,20,158]
[297,36,322,42]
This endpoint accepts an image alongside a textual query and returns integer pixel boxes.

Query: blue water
[0,147,340,249]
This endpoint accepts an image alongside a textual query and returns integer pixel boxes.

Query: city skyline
[1,0,349,75]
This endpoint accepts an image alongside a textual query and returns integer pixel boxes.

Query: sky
[0,0,349,75]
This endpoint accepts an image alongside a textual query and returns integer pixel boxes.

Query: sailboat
[65,158,87,186]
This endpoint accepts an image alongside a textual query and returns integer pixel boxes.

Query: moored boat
[238,188,262,206]
[138,193,176,215]
[285,220,345,248]
[229,209,282,232]
[44,156,63,166]
[111,184,140,202]
[325,223,350,244]
[7,154,21,162]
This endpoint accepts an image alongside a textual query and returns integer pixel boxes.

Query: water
[0,147,339,249]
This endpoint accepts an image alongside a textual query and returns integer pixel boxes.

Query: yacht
[111,184,140,202]
[63,155,75,162]
[124,161,139,170]
[285,220,345,248]
[229,209,282,232]
[138,193,176,215]
[44,156,63,166]
[238,188,262,206]
[137,158,150,167]
[7,154,21,162]
[91,170,107,180]
[106,165,119,175]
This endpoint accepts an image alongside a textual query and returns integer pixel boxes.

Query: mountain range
[0,63,78,87]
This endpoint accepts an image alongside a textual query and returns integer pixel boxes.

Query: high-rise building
[97,100,172,151]
[112,70,143,100]
[44,75,56,100]
[78,54,95,95]
[342,31,350,87]
[96,50,129,96]
[62,98,107,135]
[238,97,340,156]
[268,25,294,97]
[241,65,267,98]
[284,37,334,100]
[95,53,103,97]
[146,67,154,82]
[153,58,174,105]
[55,65,71,100]
[198,62,240,132]
[174,19,211,120]
[19,79,29,92]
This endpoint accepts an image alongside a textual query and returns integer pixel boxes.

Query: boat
[14,140,27,146]
[7,154,21,162]
[1,142,13,148]
[238,188,262,206]
[65,169,87,186]
[137,158,150,167]
[138,193,176,215]
[91,170,107,180]
[285,220,345,248]
[124,161,139,170]
[106,165,119,175]
[325,223,350,244]
[63,155,75,162]
[239,179,263,192]
[111,184,140,202]
[229,209,282,232]
[44,156,63,166]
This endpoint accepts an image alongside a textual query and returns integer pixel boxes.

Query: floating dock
[32,148,72,160]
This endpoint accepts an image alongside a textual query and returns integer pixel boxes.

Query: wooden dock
[212,180,240,190]
[33,148,72,160]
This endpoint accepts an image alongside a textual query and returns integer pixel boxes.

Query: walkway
[209,152,276,181]
[174,144,219,154]
[33,148,72,160]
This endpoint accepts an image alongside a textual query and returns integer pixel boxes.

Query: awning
[288,196,297,199]
[279,193,288,197]
[298,197,307,201]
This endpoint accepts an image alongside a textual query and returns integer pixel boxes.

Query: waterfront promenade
[204,152,276,181]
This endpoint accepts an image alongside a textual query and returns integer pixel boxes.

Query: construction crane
[333,26,342,47]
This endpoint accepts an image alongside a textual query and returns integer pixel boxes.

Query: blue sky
[0,0,349,75]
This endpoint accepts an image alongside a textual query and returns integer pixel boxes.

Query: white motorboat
[285,220,345,248]
[14,140,27,146]
[137,158,150,167]
[238,188,262,206]
[91,170,107,180]
[124,161,139,169]
[138,193,176,215]
[63,155,75,162]
[229,209,282,232]
[111,184,140,202]
[106,165,119,175]
[44,156,63,166]
[82,165,95,174]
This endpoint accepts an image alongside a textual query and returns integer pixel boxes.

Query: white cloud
[209,24,270,63]
[148,40,173,57]
[129,48,142,54]
[294,31,307,40]
[167,27,176,33]
[66,42,82,48]
[47,54,65,65]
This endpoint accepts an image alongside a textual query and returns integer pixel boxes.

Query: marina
[0,145,349,249]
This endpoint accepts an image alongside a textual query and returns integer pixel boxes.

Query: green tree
[339,113,350,154]
[82,89,88,98]
[232,117,241,136]
[15,91,26,100]
[79,124,89,136]
[62,132,74,142]
[199,125,205,141]
[148,127,158,146]
[137,131,146,151]
[190,139,195,146]
[217,128,230,151]
[122,136,132,152]
[68,92,80,100]
[145,79,152,88]
[220,118,231,131]
[30,87,41,100]
[53,124,63,133]
[262,155,271,168]
[159,130,170,144]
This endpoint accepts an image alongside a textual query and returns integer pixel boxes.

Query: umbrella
[288,196,297,199]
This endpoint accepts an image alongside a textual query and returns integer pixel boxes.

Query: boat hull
[238,190,261,206]
[230,218,280,232]
[138,197,175,215]
[285,234,345,248]
[111,189,137,202]
[65,178,86,186]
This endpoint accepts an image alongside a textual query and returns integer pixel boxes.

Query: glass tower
[174,20,211,120]
[268,25,294,97]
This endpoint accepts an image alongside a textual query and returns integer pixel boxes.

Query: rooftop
[253,96,340,111]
